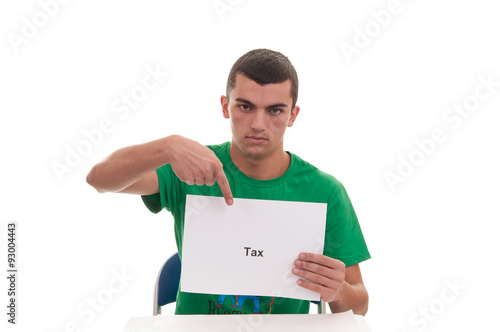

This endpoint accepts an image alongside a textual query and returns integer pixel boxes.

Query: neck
[229,142,291,180]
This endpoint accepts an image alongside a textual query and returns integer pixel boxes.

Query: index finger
[214,167,233,205]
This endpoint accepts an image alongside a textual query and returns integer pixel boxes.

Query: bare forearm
[86,136,175,193]
[328,281,369,316]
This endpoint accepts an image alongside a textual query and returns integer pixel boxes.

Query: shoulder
[290,152,344,195]
[206,142,230,158]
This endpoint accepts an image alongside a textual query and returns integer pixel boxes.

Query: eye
[269,108,283,115]
[239,104,252,111]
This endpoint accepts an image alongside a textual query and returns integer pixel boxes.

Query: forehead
[230,74,293,107]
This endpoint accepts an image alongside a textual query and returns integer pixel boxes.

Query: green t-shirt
[142,142,370,315]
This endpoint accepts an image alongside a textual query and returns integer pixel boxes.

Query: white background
[1,0,499,331]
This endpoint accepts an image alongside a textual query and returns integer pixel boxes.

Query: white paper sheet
[181,195,327,301]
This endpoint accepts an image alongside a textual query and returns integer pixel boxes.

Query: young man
[87,49,370,315]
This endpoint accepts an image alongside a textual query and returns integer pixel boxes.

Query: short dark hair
[226,49,299,109]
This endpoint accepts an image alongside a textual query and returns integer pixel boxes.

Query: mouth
[246,135,268,143]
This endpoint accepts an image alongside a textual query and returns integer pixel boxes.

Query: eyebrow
[235,98,288,109]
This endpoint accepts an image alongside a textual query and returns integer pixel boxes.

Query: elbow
[358,289,369,316]
[360,300,369,317]
[86,167,107,193]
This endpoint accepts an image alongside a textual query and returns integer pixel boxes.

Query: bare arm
[86,135,233,204]
[327,263,368,315]
[86,136,168,195]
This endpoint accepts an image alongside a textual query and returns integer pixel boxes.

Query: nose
[250,109,266,131]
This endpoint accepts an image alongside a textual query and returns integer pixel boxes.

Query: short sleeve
[141,164,179,214]
[323,184,370,267]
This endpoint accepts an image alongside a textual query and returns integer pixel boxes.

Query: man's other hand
[292,253,346,302]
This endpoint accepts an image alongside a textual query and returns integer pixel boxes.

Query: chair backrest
[153,253,181,315]
[153,252,326,315]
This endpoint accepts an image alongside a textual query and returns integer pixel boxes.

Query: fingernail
[299,254,306,259]
[295,260,301,266]
[227,199,233,205]
[293,268,300,274]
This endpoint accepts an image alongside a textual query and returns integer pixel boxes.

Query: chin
[249,147,276,160]
[233,137,274,158]
[238,144,268,159]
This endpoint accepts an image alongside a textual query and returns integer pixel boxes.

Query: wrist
[330,280,347,304]
[157,135,181,165]
[328,281,369,316]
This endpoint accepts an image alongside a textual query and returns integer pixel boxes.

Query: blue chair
[153,253,326,315]
[153,253,181,315]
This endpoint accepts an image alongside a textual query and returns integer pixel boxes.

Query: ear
[287,106,300,127]
[221,95,230,119]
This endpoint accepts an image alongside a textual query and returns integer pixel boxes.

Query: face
[221,73,299,161]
